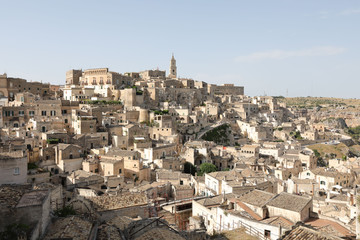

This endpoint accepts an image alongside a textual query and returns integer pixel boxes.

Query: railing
[215,220,267,240]
[238,220,267,240]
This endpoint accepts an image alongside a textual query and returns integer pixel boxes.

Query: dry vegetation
[308,143,349,159]
[211,228,258,240]
[278,97,360,108]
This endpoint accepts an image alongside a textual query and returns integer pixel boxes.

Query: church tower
[168,54,177,78]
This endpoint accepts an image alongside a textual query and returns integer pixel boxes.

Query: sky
[0,0,359,98]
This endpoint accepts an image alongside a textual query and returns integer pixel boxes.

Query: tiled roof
[106,149,139,157]
[207,170,242,181]
[55,143,82,150]
[44,216,93,240]
[235,201,262,220]
[266,192,312,212]
[237,189,275,207]
[282,225,343,240]
[134,227,185,240]
[196,194,236,207]
[260,216,294,229]
[311,168,350,178]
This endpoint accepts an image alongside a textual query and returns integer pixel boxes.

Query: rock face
[322,118,348,129]
[346,118,360,128]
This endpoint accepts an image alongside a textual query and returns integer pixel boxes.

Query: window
[64,119,68,123]
[264,230,271,238]
[29,111,35,116]
[41,111,47,116]
[306,172,310,176]
[119,169,122,174]
[50,111,56,116]
[19,111,24,116]
[14,167,20,175]
[320,181,326,185]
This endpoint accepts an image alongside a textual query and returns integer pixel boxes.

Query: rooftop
[16,190,48,208]
[43,216,93,240]
[266,192,312,212]
[260,216,294,229]
[282,225,343,240]
[196,193,236,207]
[207,170,243,181]
[237,189,275,207]
[88,192,147,210]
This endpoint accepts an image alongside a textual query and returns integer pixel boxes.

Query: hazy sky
[1,0,359,98]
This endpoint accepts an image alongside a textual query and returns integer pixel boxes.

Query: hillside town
[1,56,360,240]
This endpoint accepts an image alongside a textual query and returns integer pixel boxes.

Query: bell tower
[168,54,177,79]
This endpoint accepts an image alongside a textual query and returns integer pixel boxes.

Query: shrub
[54,206,77,217]
[198,163,217,176]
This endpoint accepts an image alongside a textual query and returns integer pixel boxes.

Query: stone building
[0,151,27,185]
[79,68,132,87]
[213,84,244,96]
[54,144,83,173]
[139,69,166,80]
[0,74,51,100]
[266,192,312,223]
[66,69,82,86]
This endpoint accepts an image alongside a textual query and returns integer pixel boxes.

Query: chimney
[221,190,226,204]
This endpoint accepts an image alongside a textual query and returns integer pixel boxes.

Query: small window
[14,167,20,175]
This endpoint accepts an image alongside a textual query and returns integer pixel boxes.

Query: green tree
[184,162,197,176]
[198,163,217,176]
